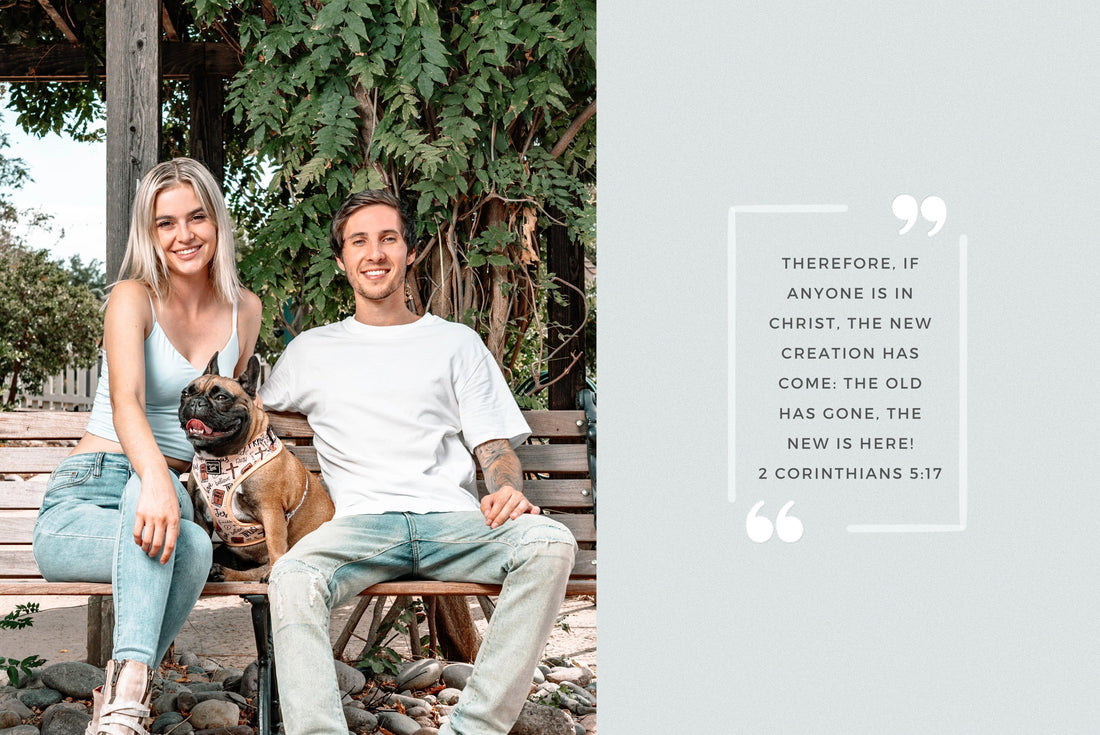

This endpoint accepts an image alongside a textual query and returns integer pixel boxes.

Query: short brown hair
[329,190,417,259]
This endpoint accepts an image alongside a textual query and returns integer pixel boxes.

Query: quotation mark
[892,194,946,236]
[746,500,804,543]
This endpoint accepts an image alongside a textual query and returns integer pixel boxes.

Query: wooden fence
[14,358,273,412]
[16,361,102,411]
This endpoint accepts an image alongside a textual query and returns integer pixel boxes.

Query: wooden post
[86,596,114,667]
[547,209,588,409]
[105,0,161,281]
[189,71,224,186]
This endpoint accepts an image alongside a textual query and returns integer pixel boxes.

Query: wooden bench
[0,400,596,734]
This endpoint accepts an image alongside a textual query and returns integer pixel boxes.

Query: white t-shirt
[258,314,531,517]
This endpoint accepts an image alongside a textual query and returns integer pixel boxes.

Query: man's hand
[480,485,540,529]
[474,439,538,528]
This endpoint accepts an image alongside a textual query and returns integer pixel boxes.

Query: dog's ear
[203,352,220,376]
[238,355,261,398]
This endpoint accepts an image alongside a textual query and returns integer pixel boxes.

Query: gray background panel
[600,2,1100,733]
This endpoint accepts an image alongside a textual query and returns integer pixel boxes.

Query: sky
[1,92,107,268]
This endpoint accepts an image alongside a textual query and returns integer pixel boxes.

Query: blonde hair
[117,157,241,302]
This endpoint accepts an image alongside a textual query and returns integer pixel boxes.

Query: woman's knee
[174,521,214,575]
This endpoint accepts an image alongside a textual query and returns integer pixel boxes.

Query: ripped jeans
[268,510,577,735]
[32,452,213,666]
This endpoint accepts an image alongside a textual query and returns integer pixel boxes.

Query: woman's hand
[133,470,181,564]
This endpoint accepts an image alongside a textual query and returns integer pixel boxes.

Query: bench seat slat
[0,548,596,582]
[0,578,596,597]
[0,513,596,545]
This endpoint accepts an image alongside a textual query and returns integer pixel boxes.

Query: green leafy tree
[61,253,108,300]
[0,108,102,405]
[0,244,102,406]
[0,120,31,242]
[2,1,596,387]
[190,0,595,380]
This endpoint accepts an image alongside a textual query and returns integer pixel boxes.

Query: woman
[32,158,261,735]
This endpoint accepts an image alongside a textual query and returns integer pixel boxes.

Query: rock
[376,710,423,735]
[333,660,365,696]
[406,705,432,718]
[342,706,379,733]
[17,674,45,691]
[532,668,546,685]
[37,662,104,699]
[177,652,201,668]
[437,688,461,705]
[0,712,21,729]
[212,667,243,689]
[508,701,574,735]
[0,726,39,735]
[574,724,585,735]
[192,691,235,705]
[40,701,92,735]
[440,663,473,691]
[189,699,240,730]
[185,666,208,678]
[177,690,197,711]
[386,693,431,710]
[151,712,186,733]
[188,682,225,693]
[546,667,591,687]
[396,660,444,691]
[152,690,181,715]
[559,681,595,706]
[16,686,62,709]
[0,693,36,721]
[239,662,259,699]
[226,692,249,708]
[192,728,251,735]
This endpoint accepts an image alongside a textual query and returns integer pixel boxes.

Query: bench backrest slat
[0,407,596,585]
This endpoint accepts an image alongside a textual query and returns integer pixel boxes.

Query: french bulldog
[179,353,334,581]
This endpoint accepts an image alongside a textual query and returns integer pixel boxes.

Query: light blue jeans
[32,452,213,666]
[269,510,577,735]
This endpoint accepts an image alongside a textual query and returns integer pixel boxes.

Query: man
[259,190,577,735]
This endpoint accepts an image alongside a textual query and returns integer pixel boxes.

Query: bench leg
[244,594,281,735]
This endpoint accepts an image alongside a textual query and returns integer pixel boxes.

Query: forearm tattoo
[475,439,524,495]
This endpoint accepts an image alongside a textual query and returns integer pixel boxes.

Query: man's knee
[269,557,332,624]
[510,516,577,573]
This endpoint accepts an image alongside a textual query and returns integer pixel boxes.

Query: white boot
[83,685,103,735]
[96,659,153,735]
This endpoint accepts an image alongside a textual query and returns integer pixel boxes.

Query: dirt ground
[0,593,596,675]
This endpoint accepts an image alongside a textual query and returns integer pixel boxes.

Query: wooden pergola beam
[36,0,79,44]
[0,42,242,82]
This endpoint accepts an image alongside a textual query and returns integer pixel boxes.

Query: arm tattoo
[475,439,523,495]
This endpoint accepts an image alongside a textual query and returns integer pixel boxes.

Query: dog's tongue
[186,418,213,435]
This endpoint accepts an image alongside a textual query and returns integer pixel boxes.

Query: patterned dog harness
[192,427,308,546]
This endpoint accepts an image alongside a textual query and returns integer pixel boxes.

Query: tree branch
[549,98,596,159]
